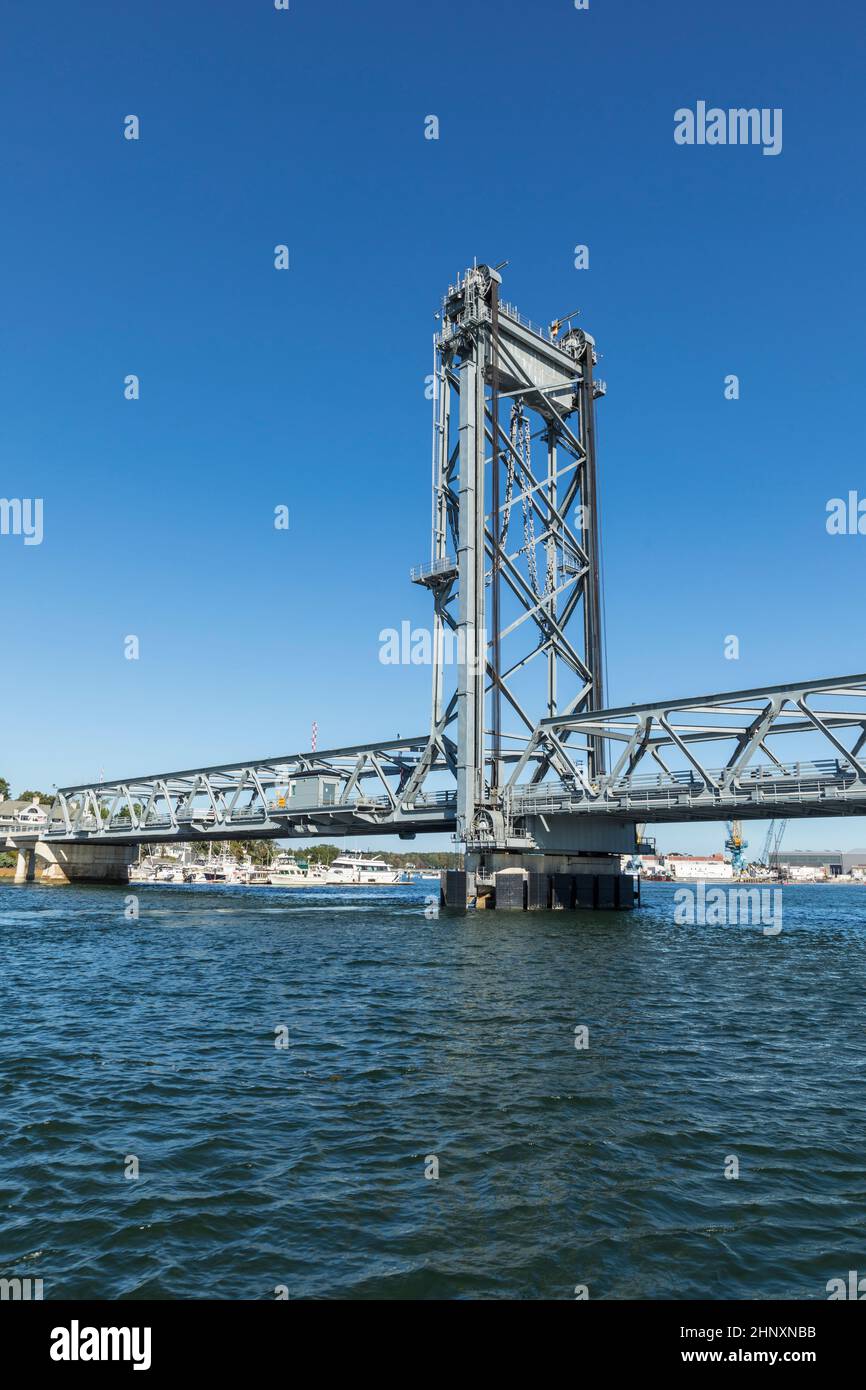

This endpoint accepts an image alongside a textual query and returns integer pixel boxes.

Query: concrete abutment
[10,841,136,884]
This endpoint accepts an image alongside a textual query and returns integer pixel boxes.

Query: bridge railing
[410,557,457,584]
[510,760,856,807]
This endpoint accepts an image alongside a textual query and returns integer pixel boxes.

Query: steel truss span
[504,674,866,825]
[30,737,457,846]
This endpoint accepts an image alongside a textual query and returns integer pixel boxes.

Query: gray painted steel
[426,264,607,852]
[504,673,866,825]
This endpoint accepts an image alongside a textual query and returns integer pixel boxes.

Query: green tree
[0,777,10,801]
[18,789,53,805]
[226,840,277,865]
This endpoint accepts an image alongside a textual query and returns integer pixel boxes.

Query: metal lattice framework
[504,674,866,824]
[23,737,457,845]
[414,262,607,850]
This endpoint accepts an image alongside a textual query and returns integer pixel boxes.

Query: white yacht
[238,863,273,886]
[129,860,158,884]
[161,864,187,883]
[130,855,187,884]
[268,853,327,886]
[325,852,400,885]
[187,851,244,884]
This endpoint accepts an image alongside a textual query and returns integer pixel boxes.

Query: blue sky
[1,0,865,853]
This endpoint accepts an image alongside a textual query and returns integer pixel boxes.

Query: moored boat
[267,853,327,886]
[325,852,400,885]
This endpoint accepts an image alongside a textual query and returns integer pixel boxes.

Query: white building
[0,797,51,831]
[666,855,734,881]
[784,863,826,882]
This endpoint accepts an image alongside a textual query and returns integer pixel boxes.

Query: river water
[1,880,864,1299]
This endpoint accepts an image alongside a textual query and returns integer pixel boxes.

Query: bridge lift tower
[412,262,634,894]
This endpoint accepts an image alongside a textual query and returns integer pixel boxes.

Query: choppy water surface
[1,880,865,1299]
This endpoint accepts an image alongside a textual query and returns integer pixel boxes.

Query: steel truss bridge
[9,673,866,847]
[7,265,864,859]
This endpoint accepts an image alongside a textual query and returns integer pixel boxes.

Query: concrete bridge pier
[14,847,37,883]
[442,855,637,912]
[12,841,137,884]
[442,817,639,912]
